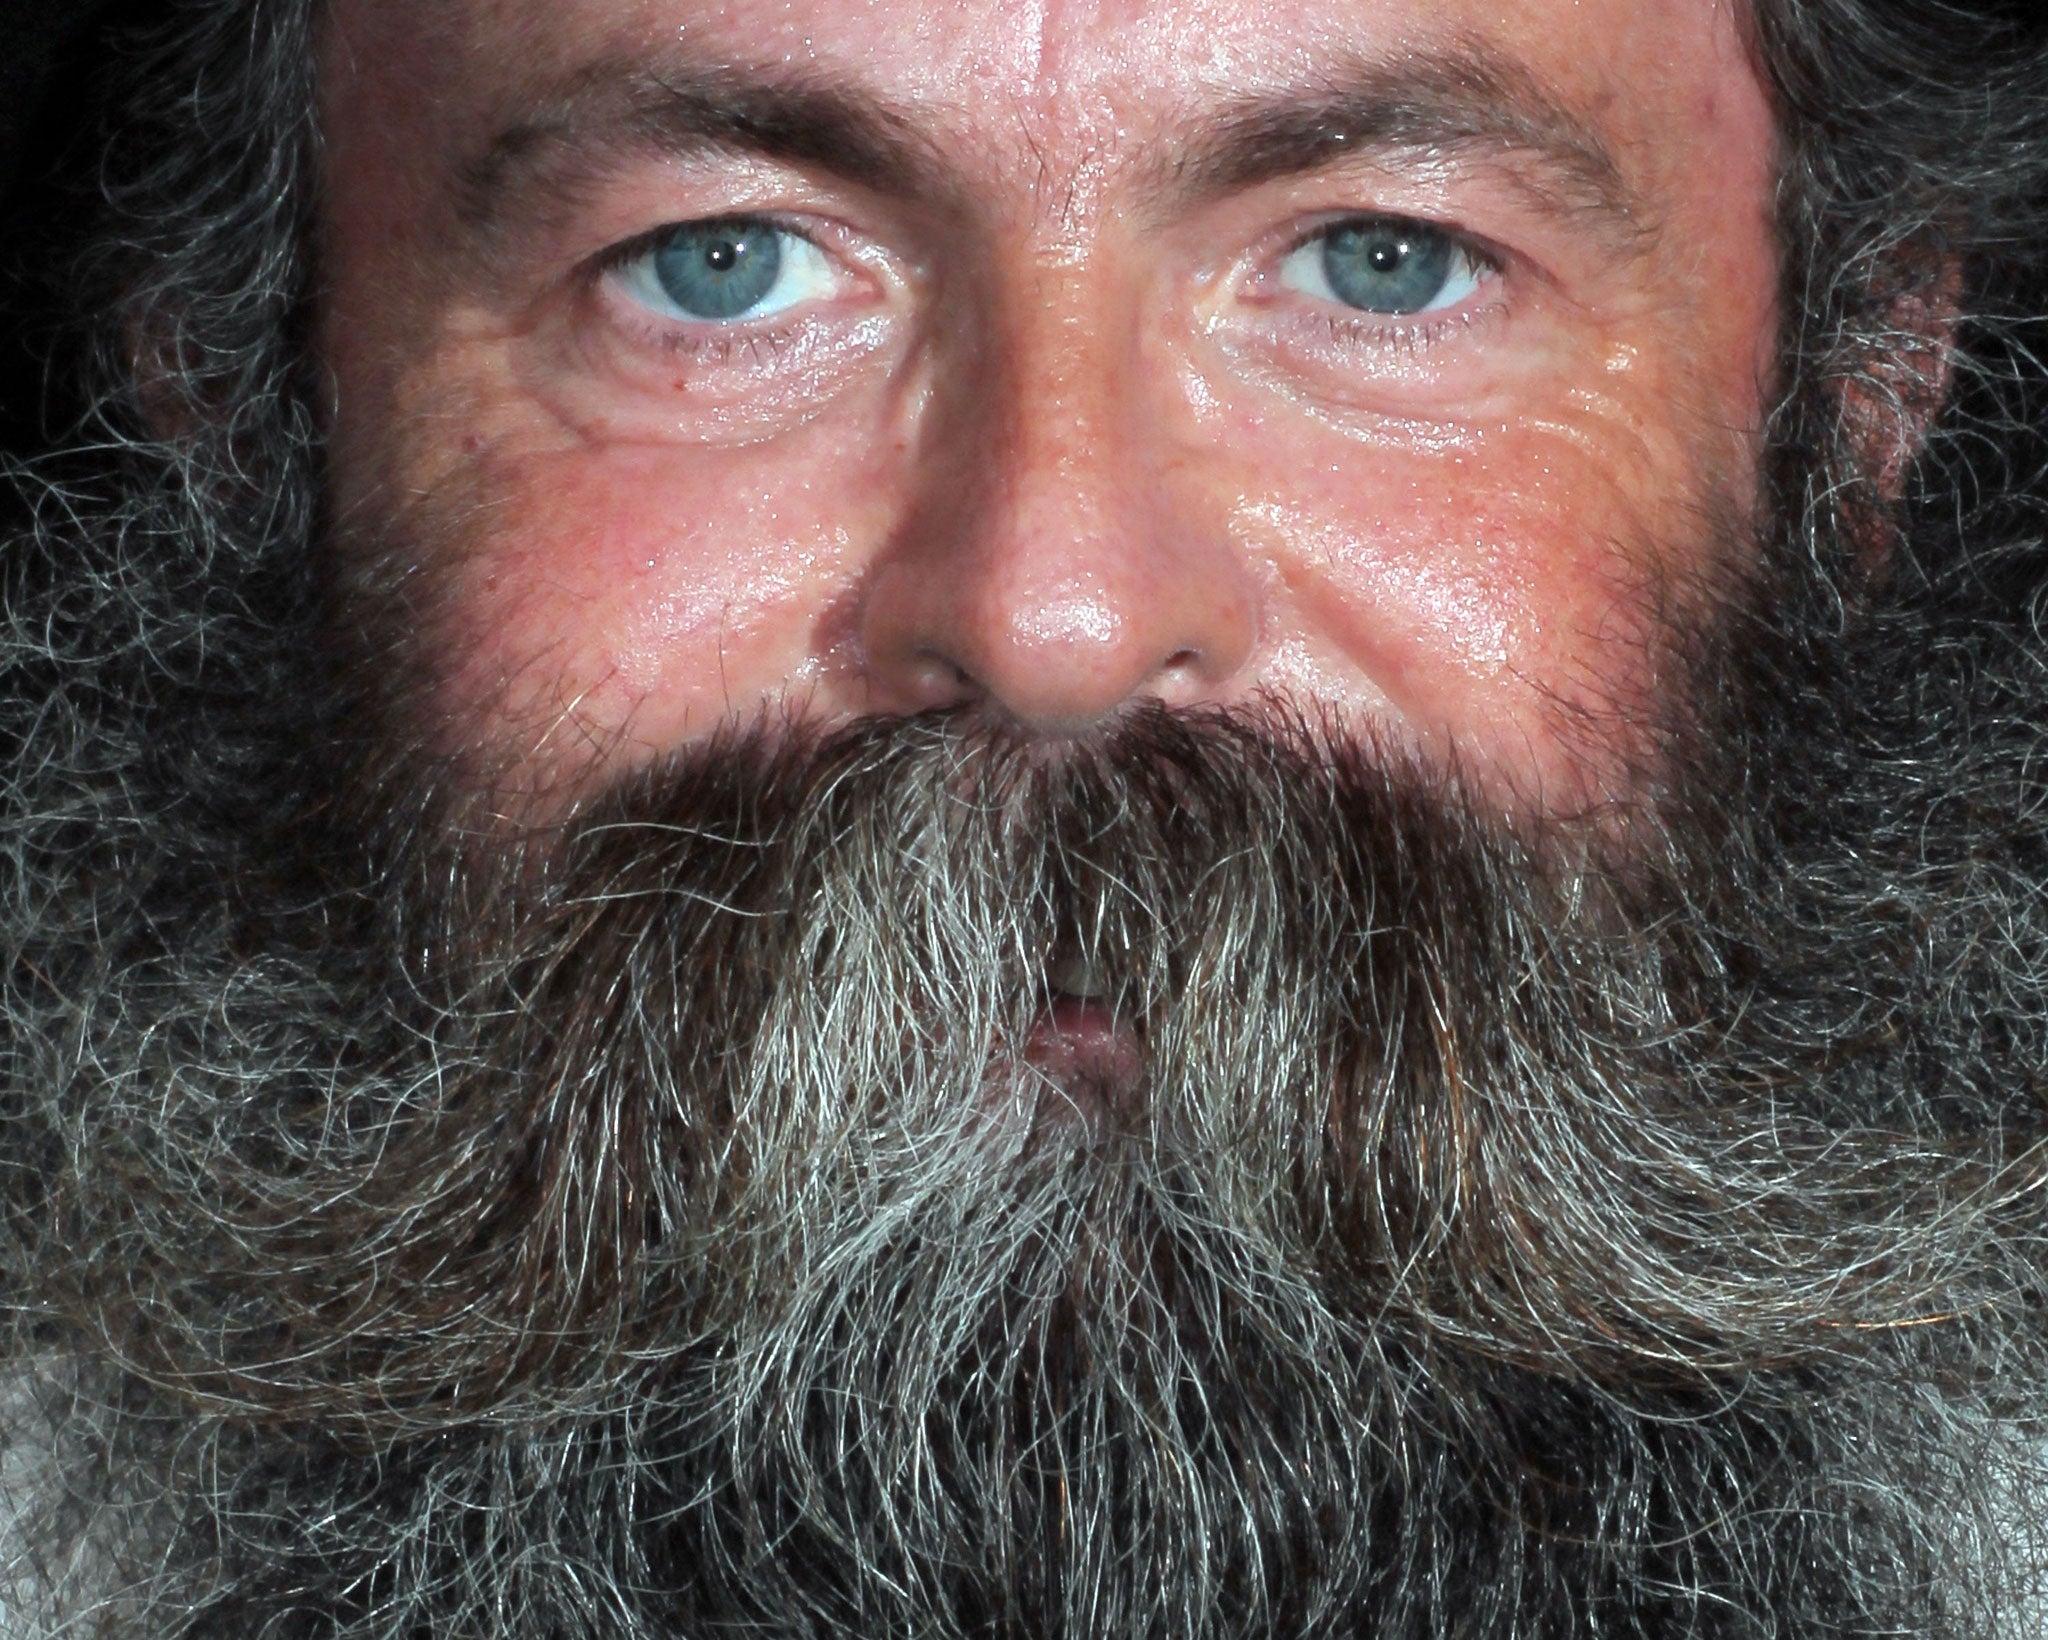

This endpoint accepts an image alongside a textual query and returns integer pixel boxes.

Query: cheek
[1211,413,1717,791]
[409,429,897,777]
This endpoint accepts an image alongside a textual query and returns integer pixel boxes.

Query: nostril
[1154,645,1222,700]
[925,654,981,700]
[915,646,976,687]
[874,643,983,715]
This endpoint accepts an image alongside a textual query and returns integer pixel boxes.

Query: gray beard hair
[10,461,2048,1635]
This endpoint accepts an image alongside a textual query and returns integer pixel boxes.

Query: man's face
[315,0,1779,812]
[33,3,2048,1630]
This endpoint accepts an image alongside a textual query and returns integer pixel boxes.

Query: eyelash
[644,325,807,366]
[1314,301,1492,362]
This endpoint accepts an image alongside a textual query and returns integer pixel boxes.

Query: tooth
[1049,953,1109,1000]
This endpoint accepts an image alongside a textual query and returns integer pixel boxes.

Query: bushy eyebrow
[1179,47,1640,230]
[457,64,954,242]
[457,43,1646,250]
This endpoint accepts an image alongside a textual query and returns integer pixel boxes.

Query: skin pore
[314,0,1781,816]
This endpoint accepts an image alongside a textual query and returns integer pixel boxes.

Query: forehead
[321,0,1773,202]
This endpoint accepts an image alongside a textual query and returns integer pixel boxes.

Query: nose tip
[861,478,1258,732]
[863,516,1256,731]
[858,281,1257,732]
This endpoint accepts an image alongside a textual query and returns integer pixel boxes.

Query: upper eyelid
[598,211,821,274]
[1276,213,1505,275]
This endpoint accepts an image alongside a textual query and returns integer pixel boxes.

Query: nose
[859,262,1258,732]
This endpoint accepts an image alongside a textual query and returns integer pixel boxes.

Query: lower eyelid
[1319,304,1483,356]
[1223,291,1512,396]
[581,283,904,408]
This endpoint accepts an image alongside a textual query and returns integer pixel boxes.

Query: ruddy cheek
[430,436,898,754]
[1233,435,1673,755]
[1242,491,1528,699]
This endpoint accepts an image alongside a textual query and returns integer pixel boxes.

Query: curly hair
[6,4,2048,1638]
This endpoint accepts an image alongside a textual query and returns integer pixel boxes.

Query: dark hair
[1750,0,2048,598]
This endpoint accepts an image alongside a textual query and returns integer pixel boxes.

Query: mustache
[60,700,2048,1435]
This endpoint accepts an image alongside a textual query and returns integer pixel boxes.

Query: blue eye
[1279,217,1485,316]
[617,217,837,323]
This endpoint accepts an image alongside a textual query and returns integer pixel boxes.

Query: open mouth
[1020,945,1148,1127]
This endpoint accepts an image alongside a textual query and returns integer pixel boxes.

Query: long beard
[14,616,2048,1637]
[6,188,2048,1619]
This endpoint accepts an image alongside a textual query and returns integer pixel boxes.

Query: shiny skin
[316,0,1781,814]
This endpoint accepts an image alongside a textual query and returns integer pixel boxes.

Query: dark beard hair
[19,664,2048,1639]
[10,2,2048,1637]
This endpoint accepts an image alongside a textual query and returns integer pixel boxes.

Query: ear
[1841,249,1963,502]
[125,300,205,446]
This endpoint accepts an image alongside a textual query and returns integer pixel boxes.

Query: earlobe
[1842,250,1962,503]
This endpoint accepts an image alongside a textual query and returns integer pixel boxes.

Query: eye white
[615,222,841,325]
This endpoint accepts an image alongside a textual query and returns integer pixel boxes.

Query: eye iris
[651,220,784,320]
[1320,219,1456,315]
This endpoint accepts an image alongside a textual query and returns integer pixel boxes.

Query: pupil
[706,241,740,272]
[1369,241,1404,273]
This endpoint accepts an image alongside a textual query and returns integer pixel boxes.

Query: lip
[1020,993,1147,1127]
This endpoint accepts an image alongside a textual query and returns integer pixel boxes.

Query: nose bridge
[987,259,1143,596]
[859,243,1258,731]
